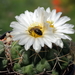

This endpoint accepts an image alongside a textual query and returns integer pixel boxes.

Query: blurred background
[0,0,75,41]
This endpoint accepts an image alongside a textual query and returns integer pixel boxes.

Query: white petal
[62,24,74,28]
[15,14,30,27]
[46,7,51,13]
[54,12,62,23]
[10,22,22,28]
[12,34,26,41]
[19,35,31,45]
[33,42,41,53]
[35,47,41,53]
[62,35,72,40]
[10,31,20,36]
[33,7,45,23]
[56,24,74,34]
[33,39,41,52]
[24,10,33,24]
[55,16,71,26]
[24,37,34,50]
[57,29,74,34]
[38,38,44,47]
[44,34,55,42]
[54,33,72,40]
[55,39,63,48]
[43,38,52,48]
[50,9,56,21]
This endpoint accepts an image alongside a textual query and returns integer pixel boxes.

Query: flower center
[28,26,43,38]
[47,21,56,33]
[47,21,54,28]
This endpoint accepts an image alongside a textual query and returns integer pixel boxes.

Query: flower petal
[24,37,34,50]
[33,39,41,52]
[55,39,63,48]
[55,16,71,26]
[43,38,52,48]
[46,7,51,13]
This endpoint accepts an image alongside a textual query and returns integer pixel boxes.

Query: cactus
[0,32,74,75]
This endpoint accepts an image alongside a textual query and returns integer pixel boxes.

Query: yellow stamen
[47,21,56,33]
[50,25,54,28]
[47,21,54,28]
[28,26,43,38]
[47,21,53,24]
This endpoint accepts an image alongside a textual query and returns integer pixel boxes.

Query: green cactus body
[0,40,74,75]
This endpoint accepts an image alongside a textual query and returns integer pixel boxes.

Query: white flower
[46,9,74,48]
[10,7,55,53]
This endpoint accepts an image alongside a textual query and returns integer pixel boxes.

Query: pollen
[50,25,54,28]
[46,21,56,33]
[47,21,54,28]
[28,26,43,38]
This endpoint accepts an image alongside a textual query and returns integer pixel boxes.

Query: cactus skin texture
[0,36,74,75]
